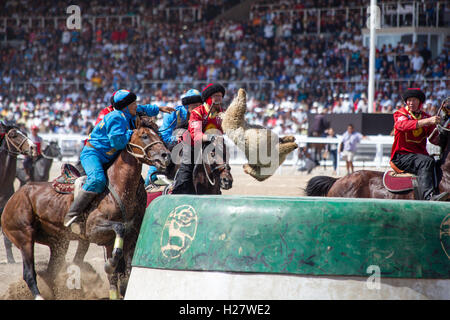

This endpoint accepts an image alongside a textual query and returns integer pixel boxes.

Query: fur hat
[111,89,137,110]
[181,89,202,106]
[402,88,425,103]
[201,83,225,102]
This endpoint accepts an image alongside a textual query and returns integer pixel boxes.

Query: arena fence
[38,133,441,174]
[124,195,450,299]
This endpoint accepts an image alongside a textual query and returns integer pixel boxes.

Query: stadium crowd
[0,0,448,135]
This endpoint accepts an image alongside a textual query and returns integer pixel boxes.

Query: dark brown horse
[305,130,449,200]
[1,117,170,299]
[0,122,38,264]
[193,135,233,195]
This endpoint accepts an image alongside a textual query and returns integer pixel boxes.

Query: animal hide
[220,88,298,181]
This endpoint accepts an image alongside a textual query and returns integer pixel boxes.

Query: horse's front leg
[46,240,70,280]
[73,239,90,265]
[87,217,125,300]
[104,244,121,300]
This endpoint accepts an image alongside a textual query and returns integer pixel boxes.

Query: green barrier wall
[132,195,450,279]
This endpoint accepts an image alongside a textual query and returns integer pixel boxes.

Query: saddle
[52,163,83,194]
[383,161,420,197]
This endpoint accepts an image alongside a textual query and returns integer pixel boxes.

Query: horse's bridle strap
[4,129,33,156]
[126,140,164,163]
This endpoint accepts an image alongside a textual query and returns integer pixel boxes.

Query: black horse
[192,136,233,194]
[16,141,62,186]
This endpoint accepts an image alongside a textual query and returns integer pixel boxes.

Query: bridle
[201,137,231,186]
[0,128,35,157]
[203,161,230,186]
[126,140,165,164]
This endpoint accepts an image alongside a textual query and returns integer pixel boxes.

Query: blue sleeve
[145,166,158,186]
[160,112,177,145]
[106,115,133,150]
[137,104,159,117]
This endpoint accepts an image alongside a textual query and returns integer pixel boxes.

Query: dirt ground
[0,161,345,300]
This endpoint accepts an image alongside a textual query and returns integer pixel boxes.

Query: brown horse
[193,135,233,195]
[305,130,449,200]
[0,122,38,264]
[1,117,170,299]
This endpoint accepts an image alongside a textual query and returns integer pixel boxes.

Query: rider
[145,89,203,187]
[171,83,226,194]
[23,125,42,182]
[390,88,448,201]
[95,91,175,125]
[72,91,174,176]
[63,89,174,232]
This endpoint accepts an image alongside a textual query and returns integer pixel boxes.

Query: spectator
[340,124,365,175]
[324,127,338,175]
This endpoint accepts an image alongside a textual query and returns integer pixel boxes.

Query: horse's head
[43,140,62,161]
[127,116,171,173]
[203,135,233,190]
[0,122,38,157]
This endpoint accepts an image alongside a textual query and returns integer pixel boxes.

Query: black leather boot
[63,189,98,234]
[416,174,435,200]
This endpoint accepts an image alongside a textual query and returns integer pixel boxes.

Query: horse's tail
[305,175,338,197]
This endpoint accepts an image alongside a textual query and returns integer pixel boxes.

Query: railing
[37,133,442,176]
[0,14,140,30]
[0,6,203,33]
[250,1,449,31]
[6,77,447,95]
[316,77,449,91]
[5,80,276,98]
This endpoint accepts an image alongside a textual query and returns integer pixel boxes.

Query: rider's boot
[63,189,98,234]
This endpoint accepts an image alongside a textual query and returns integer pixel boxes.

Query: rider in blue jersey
[145,89,202,187]
[64,89,174,232]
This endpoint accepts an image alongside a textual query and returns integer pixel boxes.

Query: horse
[305,128,449,200]
[193,135,233,195]
[147,131,233,195]
[1,116,170,299]
[0,122,38,264]
[16,140,63,186]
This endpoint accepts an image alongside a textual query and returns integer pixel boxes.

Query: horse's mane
[138,115,159,134]
[0,120,19,132]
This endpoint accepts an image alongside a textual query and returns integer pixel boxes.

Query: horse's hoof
[35,295,45,300]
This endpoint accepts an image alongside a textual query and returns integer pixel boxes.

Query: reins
[203,161,230,186]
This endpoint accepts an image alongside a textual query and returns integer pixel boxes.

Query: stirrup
[430,192,449,201]
[64,216,82,235]
[64,215,79,228]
